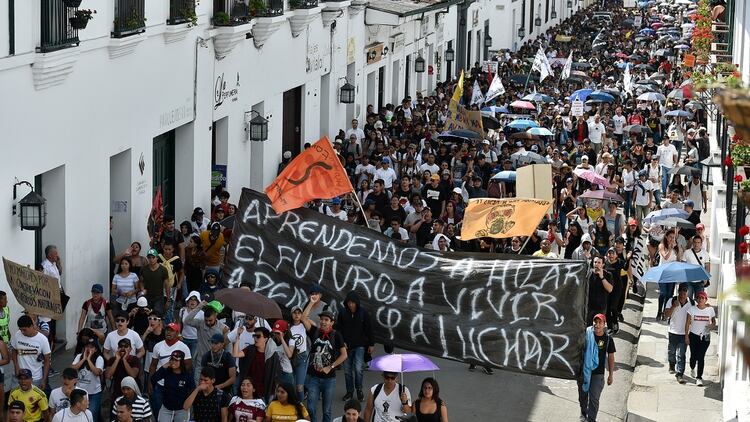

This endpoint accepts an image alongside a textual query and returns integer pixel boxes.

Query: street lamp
[339,81,355,104]
[567,0,572,8]
[245,110,269,141]
[701,155,721,185]
[415,55,426,73]
[12,181,46,231]
[518,26,526,39]
[551,8,557,19]
[535,15,542,27]
[444,47,455,62]
[484,34,492,48]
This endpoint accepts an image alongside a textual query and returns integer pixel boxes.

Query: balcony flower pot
[70,16,89,29]
[64,0,83,7]
[739,190,750,207]
[715,89,750,142]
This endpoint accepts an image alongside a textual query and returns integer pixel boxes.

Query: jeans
[182,338,198,359]
[658,283,675,315]
[193,356,203,385]
[306,375,336,422]
[636,205,650,220]
[661,166,670,194]
[559,212,568,234]
[578,373,605,421]
[293,352,309,392]
[623,191,633,219]
[667,333,687,376]
[158,408,190,422]
[343,347,365,394]
[88,392,101,422]
[687,282,705,301]
[689,332,711,379]
[653,190,662,207]
[150,383,164,416]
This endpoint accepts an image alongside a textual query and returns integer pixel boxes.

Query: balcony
[39,0,80,53]
[252,0,284,17]
[168,0,197,25]
[112,0,146,38]
[289,0,319,9]
[212,0,251,26]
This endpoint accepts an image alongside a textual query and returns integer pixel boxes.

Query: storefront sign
[159,99,193,129]
[392,33,405,53]
[214,72,240,110]
[366,43,386,65]
[3,257,64,320]
[212,165,227,189]
[225,189,589,380]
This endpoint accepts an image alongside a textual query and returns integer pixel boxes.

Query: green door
[153,131,175,218]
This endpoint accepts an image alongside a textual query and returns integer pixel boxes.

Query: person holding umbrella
[363,371,412,422]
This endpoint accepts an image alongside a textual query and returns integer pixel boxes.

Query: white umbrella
[637,92,666,102]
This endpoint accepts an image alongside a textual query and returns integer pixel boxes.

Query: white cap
[581,155,589,161]
[482,139,491,145]
[137,297,148,307]
[453,187,462,194]
[581,233,592,244]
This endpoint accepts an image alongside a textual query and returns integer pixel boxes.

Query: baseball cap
[147,248,159,257]
[91,283,104,293]
[193,207,205,215]
[482,139,491,145]
[291,305,303,313]
[331,197,341,205]
[628,218,638,226]
[593,313,606,323]
[170,350,186,361]
[166,322,181,333]
[8,401,25,412]
[453,187,462,195]
[581,155,589,161]
[272,320,289,333]
[319,309,335,320]
[382,157,390,164]
[210,333,225,344]
[16,369,32,379]
[137,297,148,307]
[430,174,440,181]
[210,222,221,231]
[310,284,323,295]
[696,223,705,230]
[684,200,694,207]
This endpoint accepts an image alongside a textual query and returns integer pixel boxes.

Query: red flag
[265,137,354,214]
[148,186,164,241]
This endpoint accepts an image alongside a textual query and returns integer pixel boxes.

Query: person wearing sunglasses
[141,312,164,409]
[102,316,144,361]
[232,326,279,404]
[363,371,412,422]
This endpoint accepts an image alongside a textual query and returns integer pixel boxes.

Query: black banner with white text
[224,189,590,379]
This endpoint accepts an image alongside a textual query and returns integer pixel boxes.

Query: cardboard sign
[444,105,484,136]
[633,16,642,27]
[571,99,585,117]
[2,257,64,320]
[482,61,499,73]
[683,54,695,68]
[516,164,554,213]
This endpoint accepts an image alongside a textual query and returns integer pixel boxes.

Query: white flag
[485,73,506,102]
[470,80,485,106]
[561,51,573,80]
[532,47,552,82]
[623,63,632,93]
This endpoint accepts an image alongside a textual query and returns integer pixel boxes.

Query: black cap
[193,207,204,215]
[210,222,221,231]
[8,401,25,412]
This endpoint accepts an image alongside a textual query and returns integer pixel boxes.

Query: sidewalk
[626,284,722,421]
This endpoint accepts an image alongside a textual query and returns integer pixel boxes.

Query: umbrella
[522,93,555,103]
[507,119,539,129]
[571,62,593,70]
[634,64,655,71]
[491,171,517,182]
[510,100,536,110]
[686,100,705,110]
[573,169,610,187]
[614,52,629,58]
[527,127,554,136]
[669,165,701,176]
[443,129,481,139]
[637,92,666,102]
[623,124,652,134]
[651,22,663,29]
[665,109,693,118]
[510,74,539,85]
[639,28,656,35]
[214,288,283,319]
[579,190,625,202]
[589,91,616,103]
[368,353,439,386]
[674,44,690,49]
[570,89,594,102]
[601,88,622,98]
[643,208,690,224]
[658,217,695,229]
[509,131,537,140]
[641,262,710,283]
[511,151,548,165]
[568,70,591,80]
[482,115,502,130]
[481,105,509,114]
[667,87,692,100]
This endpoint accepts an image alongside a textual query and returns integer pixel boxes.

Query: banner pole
[518,236,531,254]
[350,190,369,226]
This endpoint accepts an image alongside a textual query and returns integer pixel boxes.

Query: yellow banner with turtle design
[460,198,552,240]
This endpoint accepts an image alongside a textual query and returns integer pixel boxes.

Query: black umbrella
[623,124,652,134]
[482,115,502,130]
[669,166,702,177]
[509,132,538,140]
[572,62,593,70]
[214,288,283,319]
[635,64,655,71]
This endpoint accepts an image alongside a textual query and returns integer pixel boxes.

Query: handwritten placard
[3,257,63,319]
[444,106,485,136]
[223,189,589,380]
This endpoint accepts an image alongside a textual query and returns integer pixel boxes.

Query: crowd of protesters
[0,1,726,422]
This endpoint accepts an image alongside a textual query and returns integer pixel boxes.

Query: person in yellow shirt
[265,383,309,421]
[199,223,226,273]
[8,369,49,422]
[532,240,559,259]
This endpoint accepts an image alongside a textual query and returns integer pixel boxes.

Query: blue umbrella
[491,171,517,182]
[481,105,510,114]
[570,89,593,102]
[665,110,692,118]
[527,127,554,136]
[643,208,689,224]
[589,91,616,103]
[507,119,539,129]
[641,262,711,284]
[639,28,655,35]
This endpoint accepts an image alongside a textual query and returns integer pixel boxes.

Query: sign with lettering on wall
[3,257,64,320]
[223,189,590,380]
[366,43,385,65]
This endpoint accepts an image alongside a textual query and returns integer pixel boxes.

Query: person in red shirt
[627,112,645,126]
[228,378,266,422]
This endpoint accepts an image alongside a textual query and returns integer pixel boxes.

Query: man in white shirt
[103,316,145,360]
[686,174,707,212]
[364,372,412,422]
[684,236,710,299]
[326,198,348,221]
[656,138,678,192]
[588,115,606,154]
[11,315,51,390]
[612,107,626,141]
[419,154,440,176]
[354,156,376,185]
[633,172,653,220]
[374,158,398,190]
[40,244,63,344]
[345,119,365,142]
[52,389,92,422]
[664,284,691,383]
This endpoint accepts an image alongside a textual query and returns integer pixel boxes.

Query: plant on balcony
[289,0,301,9]
[70,9,96,30]
[181,6,198,27]
[248,0,267,16]
[114,9,147,32]
[213,11,230,25]
[731,143,750,167]
[690,0,713,64]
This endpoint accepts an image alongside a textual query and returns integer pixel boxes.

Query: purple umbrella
[579,190,625,202]
[368,353,440,373]
[573,168,610,187]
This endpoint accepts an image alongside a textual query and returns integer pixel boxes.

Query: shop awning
[365,0,461,26]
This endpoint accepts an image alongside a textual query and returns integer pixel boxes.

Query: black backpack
[371,382,406,422]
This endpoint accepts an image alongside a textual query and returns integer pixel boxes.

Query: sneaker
[669,364,675,374]
[468,364,476,372]
[342,392,353,401]
[676,374,685,384]
[357,389,364,401]
[690,367,695,378]
[656,311,662,320]
[618,314,624,322]
[579,415,588,422]
[613,323,620,334]
[482,366,494,375]
[696,378,704,387]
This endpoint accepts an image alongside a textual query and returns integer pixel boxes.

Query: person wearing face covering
[431,234,452,251]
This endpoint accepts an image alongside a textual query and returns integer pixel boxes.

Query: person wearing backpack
[363,371,412,422]
[664,283,692,384]
[158,243,183,323]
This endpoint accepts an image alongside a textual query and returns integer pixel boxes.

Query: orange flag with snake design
[265,137,354,214]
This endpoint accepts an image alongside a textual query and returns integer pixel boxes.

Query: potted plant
[70,9,96,29]
[716,91,750,142]
[180,6,198,27]
[248,0,266,16]
[736,177,750,207]
[213,11,230,26]
[64,0,82,7]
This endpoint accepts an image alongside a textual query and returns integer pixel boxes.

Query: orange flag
[460,197,552,240]
[265,137,353,213]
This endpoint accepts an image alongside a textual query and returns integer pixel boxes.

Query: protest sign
[482,61,498,73]
[2,257,64,319]
[630,232,650,280]
[444,105,485,136]
[571,99,585,117]
[516,164,554,213]
[461,198,552,240]
[224,189,589,380]
[683,54,695,68]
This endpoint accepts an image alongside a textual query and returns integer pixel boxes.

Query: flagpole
[518,236,531,254]
[349,190,370,226]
